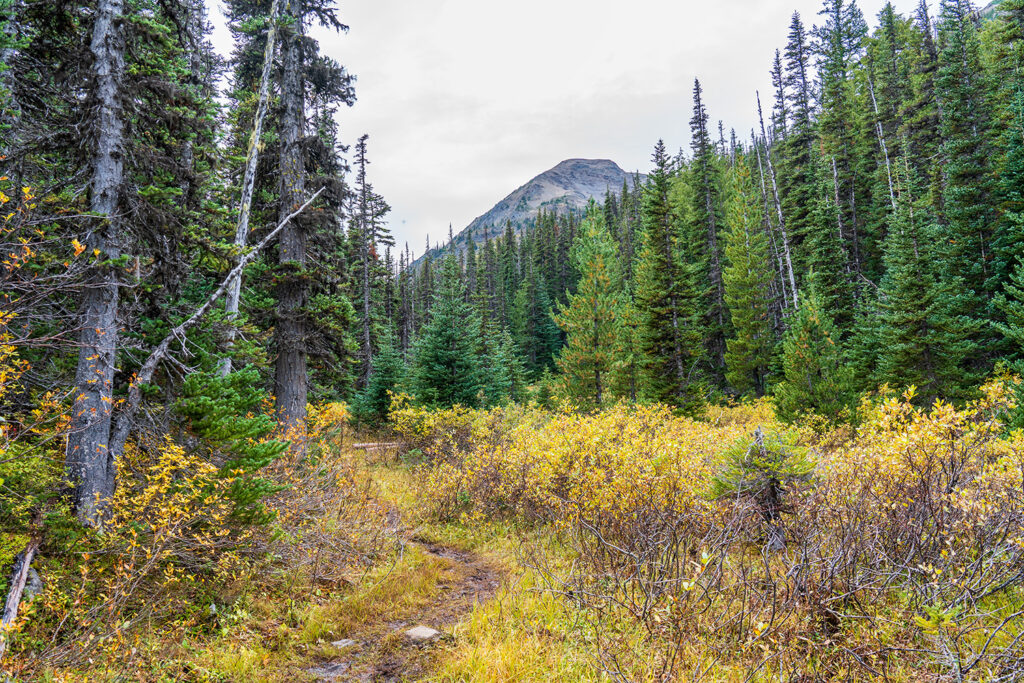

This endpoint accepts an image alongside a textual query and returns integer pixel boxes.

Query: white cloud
[208,0,927,253]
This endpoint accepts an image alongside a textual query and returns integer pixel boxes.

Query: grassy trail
[305,517,504,681]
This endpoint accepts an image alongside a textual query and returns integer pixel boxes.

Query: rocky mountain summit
[416,158,644,266]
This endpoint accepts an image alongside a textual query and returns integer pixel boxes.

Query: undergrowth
[396,381,1024,681]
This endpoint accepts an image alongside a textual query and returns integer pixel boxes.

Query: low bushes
[402,382,1024,680]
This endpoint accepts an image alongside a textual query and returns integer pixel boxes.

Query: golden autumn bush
[400,382,1024,680]
[264,401,389,586]
[3,437,251,674]
[395,398,782,527]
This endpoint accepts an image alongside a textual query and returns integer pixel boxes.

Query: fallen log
[0,536,41,660]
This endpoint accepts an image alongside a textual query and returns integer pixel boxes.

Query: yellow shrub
[412,401,784,528]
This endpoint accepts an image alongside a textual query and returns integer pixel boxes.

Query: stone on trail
[330,638,357,649]
[403,625,441,643]
[308,660,350,680]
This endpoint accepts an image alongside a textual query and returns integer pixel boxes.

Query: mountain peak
[414,158,644,266]
[550,157,618,169]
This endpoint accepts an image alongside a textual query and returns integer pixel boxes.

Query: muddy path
[307,535,503,682]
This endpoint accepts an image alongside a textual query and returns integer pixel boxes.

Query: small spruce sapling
[176,367,288,525]
[710,427,814,550]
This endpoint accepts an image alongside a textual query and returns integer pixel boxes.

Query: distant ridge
[980,0,1004,19]
[413,158,645,267]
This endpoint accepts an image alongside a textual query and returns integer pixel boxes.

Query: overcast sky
[209,0,924,254]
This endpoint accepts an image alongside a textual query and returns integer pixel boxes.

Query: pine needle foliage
[176,367,288,524]
[554,203,628,410]
[774,278,856,423]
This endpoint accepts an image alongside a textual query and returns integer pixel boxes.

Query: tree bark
[356,136,374,387]
[65,0,126,526]
[0,0,23,169]
[221,0,281,376]
[753,130,790,313]
[274,0,308,441]
[867,76,897,210]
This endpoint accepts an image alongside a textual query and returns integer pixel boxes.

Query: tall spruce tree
[351,329,405,426]
[634,141,704,412]
[873,157,982,401]
[774,278,856,423]
[935,0,999,338]
[410,255,484,408]
[779,12,820,283]
[723,158,776,396]
[511,269,560,377]
[901,0,943,191]
[995,256,1024,429]
[554,204,627,409]
[689,79,729,382]
[814,0,870,277]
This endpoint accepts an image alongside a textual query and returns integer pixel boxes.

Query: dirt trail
[307,536,503,682]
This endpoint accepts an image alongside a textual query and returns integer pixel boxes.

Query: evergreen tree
[774,278,856,423]
[689,78,729,381]
[993,90,1024,313]
[634,141,704,412]
[995,257,1024,429]
[935,0,999,323]
[993,95,1024,424]
[351,330,406,426]
[805,151,856,329]
[554,204,627,409]
[874,158,982,401]
[901,0,943,190]
[510,269,561,377]
[176,367,288,524]
[770,49,790,139]
[409,255,484,408]
[779,12,820,281]
[723,159,776,396]
[479,323,526,406]
[500,221,518,325]
[815,0,871,278]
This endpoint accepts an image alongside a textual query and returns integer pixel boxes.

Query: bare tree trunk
[66,0,125,526]
[361,226,372,383]
[831,156,854,278]
[221,0,281,376]
[354,135,374,387]
[757,92,798,311]
[753,130,790,313]
[704,179,725,367]
[0,0,23,170]
[867,76,897,210]
[178,0,205,203]
[274,0,308,441]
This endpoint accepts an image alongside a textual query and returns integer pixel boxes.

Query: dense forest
[2,0,1024,678]
[410,0,1024,419]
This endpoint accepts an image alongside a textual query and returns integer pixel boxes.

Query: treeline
[397,0,1024,421]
